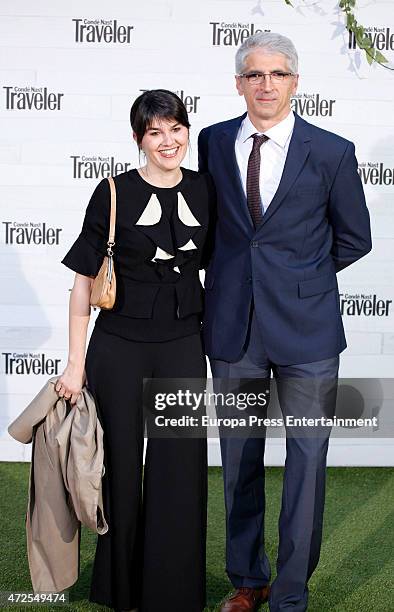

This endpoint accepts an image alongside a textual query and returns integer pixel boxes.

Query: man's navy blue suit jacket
[198,112,372,365]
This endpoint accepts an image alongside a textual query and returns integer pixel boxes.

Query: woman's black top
[62,168,216,342]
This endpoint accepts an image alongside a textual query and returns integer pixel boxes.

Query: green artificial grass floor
[1,464,393,611]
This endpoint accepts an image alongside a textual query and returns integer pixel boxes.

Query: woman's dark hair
[130,89,191,147]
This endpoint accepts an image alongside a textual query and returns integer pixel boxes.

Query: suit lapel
[216,113,312,234]
[218,113,254,233]
[257,114,312,229]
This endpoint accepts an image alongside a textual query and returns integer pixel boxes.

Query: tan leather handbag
[90,177,117,310]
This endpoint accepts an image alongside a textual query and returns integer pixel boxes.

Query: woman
[56,89,215,612]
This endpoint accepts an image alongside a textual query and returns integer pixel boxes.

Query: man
[198,32,371,612]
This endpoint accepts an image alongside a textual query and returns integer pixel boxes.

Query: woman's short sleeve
[62,179,110,277]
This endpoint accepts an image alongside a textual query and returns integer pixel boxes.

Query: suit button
[251,241,259,247]
[246,277,252,282]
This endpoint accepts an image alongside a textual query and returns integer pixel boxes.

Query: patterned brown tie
[246,133,269,227]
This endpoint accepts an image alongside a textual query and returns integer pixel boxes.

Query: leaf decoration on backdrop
[282,0,393,71]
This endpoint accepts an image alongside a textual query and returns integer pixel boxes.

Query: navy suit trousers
[210,308,339,612]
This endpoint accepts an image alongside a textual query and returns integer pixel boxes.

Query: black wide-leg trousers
[85,325,207,612]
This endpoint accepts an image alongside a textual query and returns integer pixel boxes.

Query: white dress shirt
[235,110,295,213]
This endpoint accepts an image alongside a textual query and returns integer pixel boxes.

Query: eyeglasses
[237,71,295,85]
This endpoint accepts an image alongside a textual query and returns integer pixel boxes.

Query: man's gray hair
[235,32,298,74]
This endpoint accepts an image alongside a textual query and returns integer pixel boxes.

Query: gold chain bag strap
[90,177,117,310]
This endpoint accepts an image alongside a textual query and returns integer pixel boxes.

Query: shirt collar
[240,110,295,149]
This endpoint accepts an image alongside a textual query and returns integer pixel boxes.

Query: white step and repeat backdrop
[1,0,393,465]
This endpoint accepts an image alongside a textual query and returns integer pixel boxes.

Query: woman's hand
[57,272,92,405]
[55,364,86,405]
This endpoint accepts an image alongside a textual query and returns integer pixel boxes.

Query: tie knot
[252,133,269,149]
